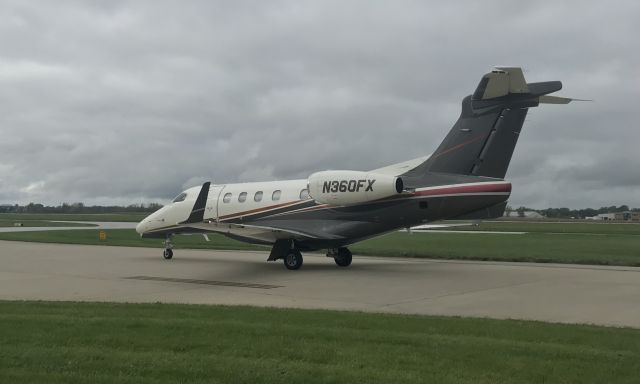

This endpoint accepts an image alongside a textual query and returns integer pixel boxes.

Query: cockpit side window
[172,192,187,203]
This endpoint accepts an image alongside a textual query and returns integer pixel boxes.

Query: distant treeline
[507,205,639,219]
[0,202,163,214]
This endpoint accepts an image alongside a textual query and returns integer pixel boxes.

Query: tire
[284,250,303,270]
[163,248,173,260]
[334,247,352,267]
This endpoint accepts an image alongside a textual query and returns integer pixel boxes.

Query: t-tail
[405,67,577,179]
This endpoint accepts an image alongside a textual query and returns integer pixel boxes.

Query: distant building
[587,213,616,221]
[503,210,544,219]
[587,212,639,221]
[615,211,640,221]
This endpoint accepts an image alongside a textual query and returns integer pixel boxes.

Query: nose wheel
[163,235,174,260]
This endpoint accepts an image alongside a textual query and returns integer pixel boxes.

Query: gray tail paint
[404,67,571,179]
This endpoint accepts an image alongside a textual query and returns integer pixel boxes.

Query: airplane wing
[183,220,346,244]
[404,222,480,231]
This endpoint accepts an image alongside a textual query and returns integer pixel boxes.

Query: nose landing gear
[163,235,174,260]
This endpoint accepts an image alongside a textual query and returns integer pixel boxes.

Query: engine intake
[308,170,403,206]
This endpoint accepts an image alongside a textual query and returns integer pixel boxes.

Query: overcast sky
[1,1,638,208]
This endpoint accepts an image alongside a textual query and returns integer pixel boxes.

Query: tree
[504,205,513,217]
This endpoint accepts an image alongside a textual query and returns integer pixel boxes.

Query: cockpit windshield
[172,192,187,203]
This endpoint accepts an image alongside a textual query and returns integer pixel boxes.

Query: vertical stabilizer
[404,67,573,179]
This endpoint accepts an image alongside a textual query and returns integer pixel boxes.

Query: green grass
[0,213,148,223]
[441,220,640,235]
[352,232,640,266]
[1,228,639,266]
[0,301,638,384]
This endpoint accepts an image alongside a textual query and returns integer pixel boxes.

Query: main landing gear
[268,240,353,270]
[163,235,174,260]
[283,249,303,270]
[327,247,352,267]
[269,240,304,270]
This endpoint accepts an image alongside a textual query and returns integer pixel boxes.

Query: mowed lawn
[440,220,640,235]
[1,301,639,384]
[352,231,640,266]
[1,226,639,266]
[0,213,147,223]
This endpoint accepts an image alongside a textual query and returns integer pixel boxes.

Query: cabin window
[254,191,263,202]
[238,192,247,203]
[299,189,310,200]
[223,193,232,203]
[272,190,281,201]
[172,192,187,203]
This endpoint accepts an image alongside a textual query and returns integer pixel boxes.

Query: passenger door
[205,185,225,221]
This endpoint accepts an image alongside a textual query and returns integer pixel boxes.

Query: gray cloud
[0,0,638,208]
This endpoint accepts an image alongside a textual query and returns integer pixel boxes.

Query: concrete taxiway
[1,240,639,328]
[0,221,137,233]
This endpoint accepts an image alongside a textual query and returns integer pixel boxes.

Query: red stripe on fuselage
[414,182,511,197]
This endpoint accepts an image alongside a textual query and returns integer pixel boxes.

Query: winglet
[181,182,211,224]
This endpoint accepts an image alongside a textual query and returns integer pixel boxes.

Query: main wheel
[163,248,173,260]
[283,250,303,270]
[334,247,352,267]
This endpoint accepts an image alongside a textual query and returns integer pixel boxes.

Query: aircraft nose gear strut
[328,247,352,267]
[163,235,174,260]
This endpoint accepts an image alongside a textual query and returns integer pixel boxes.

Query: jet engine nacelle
[308,170,404,206]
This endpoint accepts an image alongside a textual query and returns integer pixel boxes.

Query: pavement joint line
[124,275,284,290]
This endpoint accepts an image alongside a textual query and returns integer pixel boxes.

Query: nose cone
[135,219,147,236]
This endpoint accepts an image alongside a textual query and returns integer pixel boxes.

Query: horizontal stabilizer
[527,81,562,97]
[539,95,591,104]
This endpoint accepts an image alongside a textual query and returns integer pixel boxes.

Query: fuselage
[136,173,512,251]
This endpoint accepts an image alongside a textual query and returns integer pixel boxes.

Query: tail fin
[405,67,574,179]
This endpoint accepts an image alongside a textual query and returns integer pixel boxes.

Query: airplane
[136,67,576,270]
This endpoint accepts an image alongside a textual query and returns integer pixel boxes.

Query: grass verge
[1,228,639,266]
[0,301,638,384]
[440,220,640,235]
